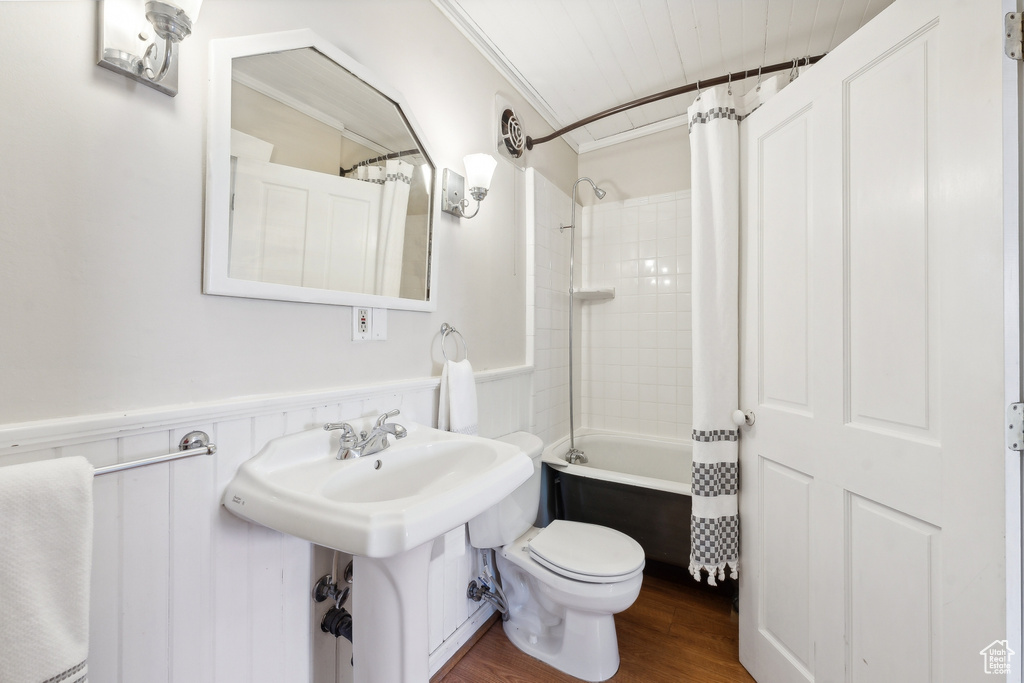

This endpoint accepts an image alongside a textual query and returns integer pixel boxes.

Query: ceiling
[433,0,895,153]
[233,48,423,158]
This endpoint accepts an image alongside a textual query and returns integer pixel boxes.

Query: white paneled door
[739,1,1012,682]
[231,158,381,293]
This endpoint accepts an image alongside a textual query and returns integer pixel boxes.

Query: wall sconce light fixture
[97,0,204,97]
[441,153,497,219]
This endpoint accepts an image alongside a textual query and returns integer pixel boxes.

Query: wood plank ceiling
[433,0,895,153]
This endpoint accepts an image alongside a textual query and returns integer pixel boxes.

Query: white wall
[0,0,577,426]
[0,2,576,682]
[577,125,692,205]
[0,2,693,680]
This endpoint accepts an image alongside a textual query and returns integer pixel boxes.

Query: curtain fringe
[689,559,739,586]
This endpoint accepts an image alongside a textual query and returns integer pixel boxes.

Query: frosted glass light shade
[463,153,496,191]
[147,0,203,35]
[159,0,203,25]
[176,0,204,22]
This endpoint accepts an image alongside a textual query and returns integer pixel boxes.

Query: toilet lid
[528,520,645,582]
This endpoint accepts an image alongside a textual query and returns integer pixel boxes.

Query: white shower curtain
[375,159,412,297]
[688,77,785,585]
[356,165,384,294]
[357,160,413,297]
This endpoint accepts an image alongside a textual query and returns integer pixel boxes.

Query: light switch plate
[372,308,388,340]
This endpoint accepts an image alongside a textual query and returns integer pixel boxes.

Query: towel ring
[440,323,468,362]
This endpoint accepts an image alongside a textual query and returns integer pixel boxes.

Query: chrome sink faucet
[324,409,407,460]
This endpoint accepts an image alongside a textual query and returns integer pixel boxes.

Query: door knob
[732,410,755,427]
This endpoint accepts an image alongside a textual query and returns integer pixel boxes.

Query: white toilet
[467,432,645,682]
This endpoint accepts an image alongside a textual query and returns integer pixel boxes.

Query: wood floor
[438,562,756,683]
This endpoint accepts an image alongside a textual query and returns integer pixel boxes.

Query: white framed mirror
[204,29,439,311]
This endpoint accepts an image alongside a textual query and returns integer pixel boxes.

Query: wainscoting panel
[170,424,217,683]
[0,366,531,683]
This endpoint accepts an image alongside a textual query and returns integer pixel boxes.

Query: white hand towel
[438,359,478,435]
[0,457,94,683]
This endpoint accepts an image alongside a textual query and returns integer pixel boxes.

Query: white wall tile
[528,172,573,446]
[529,176,692,447]
[578,191,694,439]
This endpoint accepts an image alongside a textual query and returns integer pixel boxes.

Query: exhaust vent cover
[500,108,525,158]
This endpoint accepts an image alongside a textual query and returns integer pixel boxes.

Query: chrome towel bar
[93,431,216,476]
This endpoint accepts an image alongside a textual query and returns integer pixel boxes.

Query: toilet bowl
[467,432,645,682]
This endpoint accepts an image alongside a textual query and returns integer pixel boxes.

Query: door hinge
[1009,403,1024,451]
[1006,13,1023,60]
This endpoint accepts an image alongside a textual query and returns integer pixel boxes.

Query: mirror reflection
[225,46,433,302]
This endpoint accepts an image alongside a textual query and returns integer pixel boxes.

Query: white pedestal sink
[352,544,432,682]
[222,420,533,683]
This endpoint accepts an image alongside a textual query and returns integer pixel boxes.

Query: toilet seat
[527,520,645,583]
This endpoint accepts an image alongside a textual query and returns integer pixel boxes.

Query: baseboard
[428,604,499,680]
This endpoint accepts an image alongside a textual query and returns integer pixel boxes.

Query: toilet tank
[467,432,543,549]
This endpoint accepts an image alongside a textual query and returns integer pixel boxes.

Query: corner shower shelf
[573,288,615,301]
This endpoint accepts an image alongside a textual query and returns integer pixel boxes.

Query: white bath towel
[0,457,94,683]
[438,359,478,435]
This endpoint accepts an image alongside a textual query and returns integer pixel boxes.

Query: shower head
[573,176,606,202]
[563,177,607,234]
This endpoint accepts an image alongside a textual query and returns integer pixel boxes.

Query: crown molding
[431,0,581,153]
[577,114,689,155]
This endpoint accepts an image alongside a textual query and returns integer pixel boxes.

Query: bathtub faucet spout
[566,448,588,464]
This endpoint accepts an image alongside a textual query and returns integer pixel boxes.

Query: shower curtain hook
[756,65,763,92]
[727,71,732,95]
[790,58,799,82]
[695,78,702,101]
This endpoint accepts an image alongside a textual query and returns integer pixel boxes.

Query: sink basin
[222,421,533,558]
[223,418,535,683]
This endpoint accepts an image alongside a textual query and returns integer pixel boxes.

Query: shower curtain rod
[525,53,825,150]
[339,148,421,176]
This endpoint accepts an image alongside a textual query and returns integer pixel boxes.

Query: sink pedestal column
[352,541,433,683]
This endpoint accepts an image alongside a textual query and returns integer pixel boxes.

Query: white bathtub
[541,430,693,567]
[542,431,692,494]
